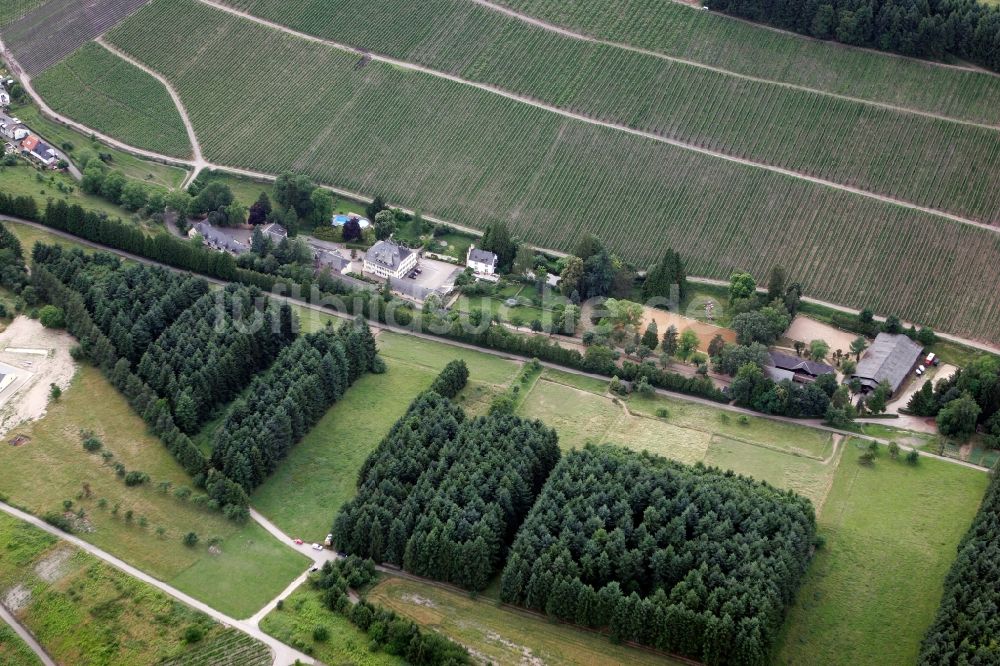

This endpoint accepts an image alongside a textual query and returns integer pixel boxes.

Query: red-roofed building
[20,135,38,152]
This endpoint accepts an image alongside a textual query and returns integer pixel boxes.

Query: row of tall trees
[40,251,208,363]
[135,286,295,432]
[918,468,1000,663]
[0,221,29,294]
[499,445,816,665]
[314,558,471,665]
[211,319,381,492]
[333,387,560,590]
[729,362,836,418]
[711,0,1000,72]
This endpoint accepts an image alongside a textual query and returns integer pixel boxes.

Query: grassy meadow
[0,620,42,666]
[261,584,405,666]
[0,365,307,619]
[0,512,270,665]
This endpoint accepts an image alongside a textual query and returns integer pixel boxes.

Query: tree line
[211,319,381,493]
[711,0,1000,72]
[313,557,471,665]
[918,465,1000,663]
[333,382,561,590]
[500,445,817,665]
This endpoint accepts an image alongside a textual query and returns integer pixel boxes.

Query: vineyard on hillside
[1,0,150,75]
[494,0,1000,126]
[0,0,44,26]
[32,42,192,158]
[217,0,1000,225]
[103,0,1000,342]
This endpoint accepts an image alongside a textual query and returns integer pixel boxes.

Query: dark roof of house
[193,222,248,254]
[32,140,55,158]
[769,351,835,377]
[315,249,349,271]
[468,247,497,266]
[366,240,411,270]
[851,333,923,393]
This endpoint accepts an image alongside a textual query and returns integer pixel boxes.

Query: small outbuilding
[851,333,923,396]
[768,351,835,384]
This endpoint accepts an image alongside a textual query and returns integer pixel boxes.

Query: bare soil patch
[3,584,30,612]
[641,307,736,352]
[785,316,858,353]
[0,316,77,439]
[34,546,73,583]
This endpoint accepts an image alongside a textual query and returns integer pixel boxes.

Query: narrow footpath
[0,602,56,666]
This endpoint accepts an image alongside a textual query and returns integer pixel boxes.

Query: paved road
[0,502,316,666]
[195,0,995,232]
[1,215,990,473]
[0,602,56,666]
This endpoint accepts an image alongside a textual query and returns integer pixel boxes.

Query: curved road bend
[0,502,315,666]
[0,216,989,473]
[195,0,998,232]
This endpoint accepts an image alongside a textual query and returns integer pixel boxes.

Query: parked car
[916,367,923,376]
[293,538,303,545]
[309,566,319,573]
[312,543,323,551]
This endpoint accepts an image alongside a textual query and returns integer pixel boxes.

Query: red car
[293,538,303,545]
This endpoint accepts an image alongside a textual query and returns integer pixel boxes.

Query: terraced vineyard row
[32,42,192,158]
[2,0,151,75]
[160,628,270,666]
[217,0,1000,224]
[106,0,1000,342]
[494,0,1000,126]
[0,0,44,26]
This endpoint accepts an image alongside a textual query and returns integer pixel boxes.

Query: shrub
[183,532,199,547]
[183,625,204,643]
[124,471,150,487]
[38,304,65,328]
[43,512,73,532]
[312,626,329,642]
[82,437,102,453]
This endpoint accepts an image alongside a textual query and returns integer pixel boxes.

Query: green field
[261,584,405,666]
[369,576,684,666]
[0,161,156,222]
[0,620,42,666]
[0,365,307,619]
[773,442,989,664]
[0,512,270,665]
[8,103,190,189]
[101,0,1000,343]
[518,371,838,507]
[33,42,192,158]
[252,328,520,539]
[496,0,1000,125]
[220,0,1000,226]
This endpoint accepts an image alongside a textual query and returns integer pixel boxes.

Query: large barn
[851,333,924,396]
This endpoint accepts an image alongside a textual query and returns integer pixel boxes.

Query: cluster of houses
[0,113,60,168]
[767,332,926,400]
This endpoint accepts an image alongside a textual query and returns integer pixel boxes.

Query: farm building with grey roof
[850,333,923,395]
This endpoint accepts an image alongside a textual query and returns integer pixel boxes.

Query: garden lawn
[0,162,144,222]
[375,330,520,385]
[251,357,438,540]
[261,583,405,666]
[773,441,990,665]
[8,104,189,189]
[368,576,684,666]
[0,512,266,665]
[0,365,305,619]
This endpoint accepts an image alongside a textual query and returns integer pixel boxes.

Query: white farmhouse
[0,85,10,107]
[364,240,417,279]
[466,245,498,275]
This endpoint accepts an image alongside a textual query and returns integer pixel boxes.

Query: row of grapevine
[2,0,152,75]
[103,0,1000,342]
[32,42,192,158]
[212,0,1000,224]
[493,0,1000,125]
